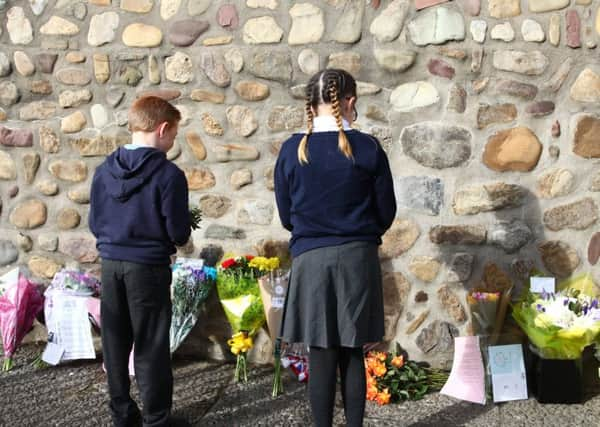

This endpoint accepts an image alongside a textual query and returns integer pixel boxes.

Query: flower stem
[2,357,13,371]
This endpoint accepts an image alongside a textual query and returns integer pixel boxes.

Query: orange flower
[376,388,391,405]
[391,355,404,369]
[373,351,387,362]
[372,361,387,377]
[366,384,379,401]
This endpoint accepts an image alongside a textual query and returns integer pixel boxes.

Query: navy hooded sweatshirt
[274,130,396,257]
[89,146,191,265]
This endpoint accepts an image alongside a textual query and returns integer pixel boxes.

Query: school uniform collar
[312,115,352,132]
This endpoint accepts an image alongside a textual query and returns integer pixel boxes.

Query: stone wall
[2,0,600,367]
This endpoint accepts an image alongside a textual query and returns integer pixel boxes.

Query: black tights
[308,346,366,427]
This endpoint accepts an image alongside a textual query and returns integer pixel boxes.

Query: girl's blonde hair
[297,69,357,164]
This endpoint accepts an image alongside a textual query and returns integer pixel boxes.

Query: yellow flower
[376,388,391,405]
[227,331,253,355]
[372,361,387,377]
[248,256,280,272]
[391,355,404,369]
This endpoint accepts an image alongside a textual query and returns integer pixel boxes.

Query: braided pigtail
[328,79,353,160]
[297,98,313,164]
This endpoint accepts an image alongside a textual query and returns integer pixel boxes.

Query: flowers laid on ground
[216,254,268,382]
[365,345,449,405]
[512,273,600,359]
[467,291,501,336]
[0,268,44,371]
[170,258,216,353]
[49,269,101,296]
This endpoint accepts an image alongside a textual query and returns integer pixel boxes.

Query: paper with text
[440,336,486,404]
[488,344,528,402]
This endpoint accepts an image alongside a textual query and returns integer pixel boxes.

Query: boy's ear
[157,121,169,138]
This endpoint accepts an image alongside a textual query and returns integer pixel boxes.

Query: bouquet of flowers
[281,343,309,383]
[170,258,216,353]
[216,254,266,382]
[365,345,449,405]
[512,273,600,359]
[0,268,44,371]
[49,269,101,297]
[467,291,501,336]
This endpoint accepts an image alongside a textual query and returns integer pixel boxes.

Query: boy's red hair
[128,96,181,133]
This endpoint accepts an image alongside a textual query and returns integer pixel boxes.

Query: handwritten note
[440,336,486,404]
[488,344,528,402]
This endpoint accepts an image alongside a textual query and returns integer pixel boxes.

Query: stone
[217,4,238,29]
[168,19,209,46]
[538,241,580,278]
[40,15,79,35]
[549,145,560,159]
[166,143,181,160]
[415,0,448,9]
[366,105,388,123]
[483,127,542,172]
[237,199,273,225]
[570,68,600,103]
[90,104,108,128]
[160,0,181,20]
[430,225,486,245]
[491,22,515,42]
[477,103,517,129]
[447,84,467,113]
[247,0,278,8]
[529,0,569,13]
[247,51,292,83]
[453,182,525,215]
[288,3,324,45]
[38,234,58,252]
[165,52,194,84]
[188,0,210,15]
[408,256,440,282]
[438,285,466,323]
[48,159,87,182]
[0,151,16,180]
[22,152,40,184]
[118,66,143,86]
[71,134,128,156]
[567,10,582,48]
[68,2,87,20]
[543,198,598,231]
[400,122,471,169]
[526,101,555,117]
[370,126,393,153]
[28,256,62,279]
[267,106,303,132]
[438,47,467,61]
[200,113,223,137]
[470,20,487,43]
[406,310,429,334]
[0,240,18,266]
[183,167,216,190]
[137,89,181,101]
[416,320,458,355]
[538,168,574,199]
[9,199,47,229]
[373,49,416,73]
[200,52,231,88]
[381,271,411,341]
[0,109,6,121]
[61,111,87,133]
[122,23,162,47]
[488,0,520,18]
[202,35,233,46]
[445,253,474,282]
[39,127,59,153]
[57,208,81,229]
[224,49,243,73]
[14,51,35,76]
[213,144,260,162]
[229,169,252,190]
[145,55,160,85]
[7,7,34,45]
[589,232,600,265]
[327,52,361,76]
[234,81,270,102]
[226,106,258,137]
[88,12,119,46]
[243,16,283,44]
[549,14,561,46]
[8,186,18,198]
[41,38,68,50]
[408,7,465,46]
[369,0,409,43]
[394,176,443,216]
[470,46,484,73]
[0,53,11,76]
[199,195,231,218]
[59,234,98,262]
[92,54,110,84]
[65,52,86,64]
[488,220,533,253]
[460,0,480,16]
[19,102,57,121]
[298,49,320,75]
[493,50,549,75]
[0,82,20,107]
[185,131,207,160]
[205,224,246,240]
[493,79,538,100]
[331,0,364,44]
[572,115,600,158]
[522,19,545,42]
[120,0,153,12]
[390,81,439,112]
[36,179,58,196]
[59,89,92,108]
[55,68,92,86]
[427,59,454,79]
[190,89,225,104]
[30,0,49,15]
[379,219,420,259]
[67,187,90,204]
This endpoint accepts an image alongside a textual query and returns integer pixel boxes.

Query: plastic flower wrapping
[216,255,267,382]
[512,273,600,359]
[170,258,216,353]
[48,269,101,297]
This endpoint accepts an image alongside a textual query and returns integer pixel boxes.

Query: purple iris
[592,299,599,309]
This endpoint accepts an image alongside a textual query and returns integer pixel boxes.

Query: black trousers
[101,259,173,427]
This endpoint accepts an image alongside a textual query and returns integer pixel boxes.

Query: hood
[100,147,166,201]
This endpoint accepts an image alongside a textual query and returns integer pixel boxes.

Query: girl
[274,69,396,426]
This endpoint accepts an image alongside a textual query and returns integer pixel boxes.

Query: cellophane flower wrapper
[512,273,600,359]
[49,269,101,297]
[281,343,309,383]
[467,291,500,336]
[170,258,216,353]
[0,268,44,370]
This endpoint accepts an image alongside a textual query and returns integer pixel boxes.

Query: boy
[89,96,191,427]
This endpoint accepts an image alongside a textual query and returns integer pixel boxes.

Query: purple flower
[592,299,599,309]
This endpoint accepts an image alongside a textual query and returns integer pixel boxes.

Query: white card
[488,344,528,402]
[41,342,65,365]
[530,277,555,293]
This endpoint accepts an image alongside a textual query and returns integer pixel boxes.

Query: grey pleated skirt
[280,241,384,348]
